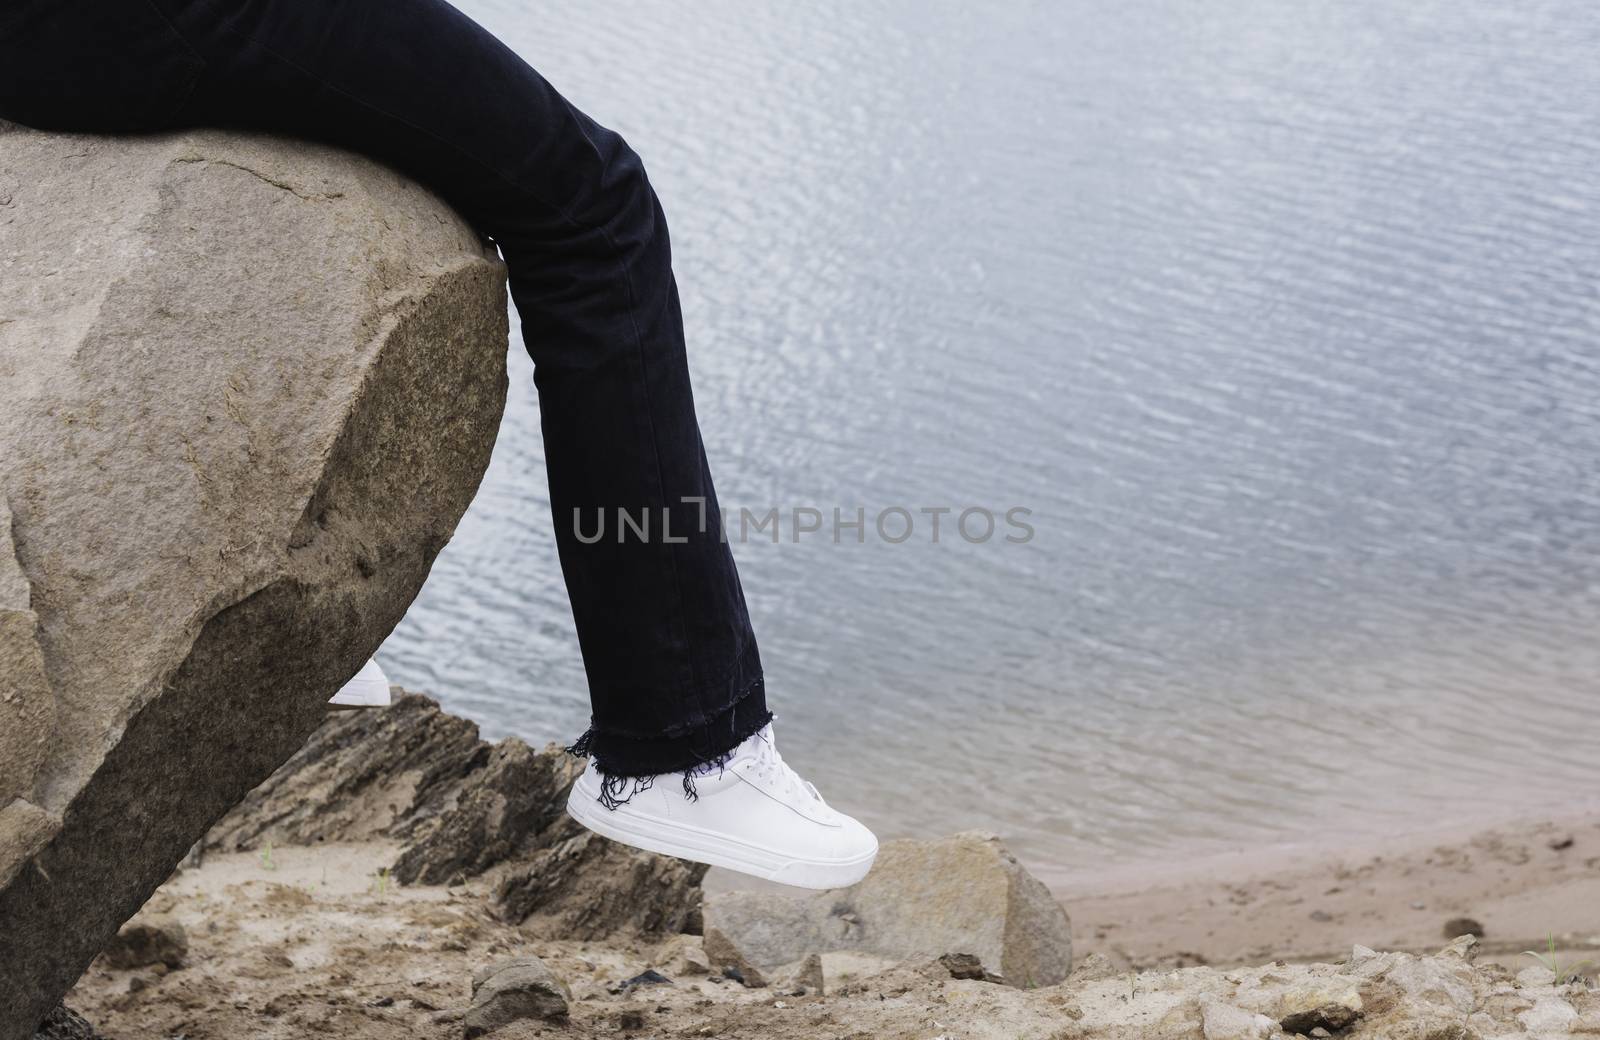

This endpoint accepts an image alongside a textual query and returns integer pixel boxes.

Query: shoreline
[1050,806,1600,970]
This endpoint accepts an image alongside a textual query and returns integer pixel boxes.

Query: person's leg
[0,0,764,783]
[172,0,771,785]
[0,0,875,887]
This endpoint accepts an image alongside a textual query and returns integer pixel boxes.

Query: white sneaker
[328,658,392,710]
[565,725,878,890]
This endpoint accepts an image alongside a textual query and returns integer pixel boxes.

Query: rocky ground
[50,693,1600,1040]
[58,852,1600,1040]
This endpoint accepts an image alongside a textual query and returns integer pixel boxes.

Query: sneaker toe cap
[830,812,879,862]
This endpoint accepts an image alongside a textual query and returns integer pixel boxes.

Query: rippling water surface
[383,0,1600,880]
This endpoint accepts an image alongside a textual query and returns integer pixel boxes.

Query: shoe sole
[565,779,877,890]
[328,678,391,710]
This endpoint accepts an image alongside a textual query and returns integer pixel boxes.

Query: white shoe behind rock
[328,658,392,710]
[565,724,878,890]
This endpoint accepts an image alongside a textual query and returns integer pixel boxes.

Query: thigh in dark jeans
[0,0,203,131]
[0,0,768,779]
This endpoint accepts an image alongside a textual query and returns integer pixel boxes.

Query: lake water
[383,0,1600,883]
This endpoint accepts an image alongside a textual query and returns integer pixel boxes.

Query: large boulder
[0,124,509,1040]
[704,832,1073,987]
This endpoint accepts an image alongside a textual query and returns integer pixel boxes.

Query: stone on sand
[788,952,825,994]
[465,957,571,1037]
[703,926,768,988]
[703,831,1072,986]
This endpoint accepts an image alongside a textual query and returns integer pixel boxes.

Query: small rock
[464,956,570,1037]
[939,952,988,980]
[1518,965,1557,989]
[617,1007,646,1031]
[1389,957,1477,1012]
[609,969,673,995]
[1280,1004,1359,1035]
[1438,934,1479,963]
[791,953,825,995]
[100,915,188,970]
[1548,833,1576,851]
[1519,995,1579,1033]
[1278,982,1362,1036]
[702,832,1072,986]
[1069,951,1119,982]
[677,946,711,976]
[1308,910,1333,923]
[1441,918,1484,940]
[1201,1001,1276,1040]
[704,926,767,988]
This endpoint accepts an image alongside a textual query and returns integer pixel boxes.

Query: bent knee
[577,125,657,230]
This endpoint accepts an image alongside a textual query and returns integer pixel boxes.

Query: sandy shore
[1058,809,1600,971]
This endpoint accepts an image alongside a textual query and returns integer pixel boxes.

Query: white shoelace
[748,728,824,806]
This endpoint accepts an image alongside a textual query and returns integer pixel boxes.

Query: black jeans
[0,0,769,782]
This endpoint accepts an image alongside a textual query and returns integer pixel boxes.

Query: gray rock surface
[702,926,768,988]
[208,691,707,938]
[207,690,575,881]
[465,957,571,1036]
[788,952,825,995]
[704,831,1073,987]
[492,818,710,940]
[0,123,509,1040]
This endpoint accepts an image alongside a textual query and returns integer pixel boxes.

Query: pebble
[464,956,571,1037]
